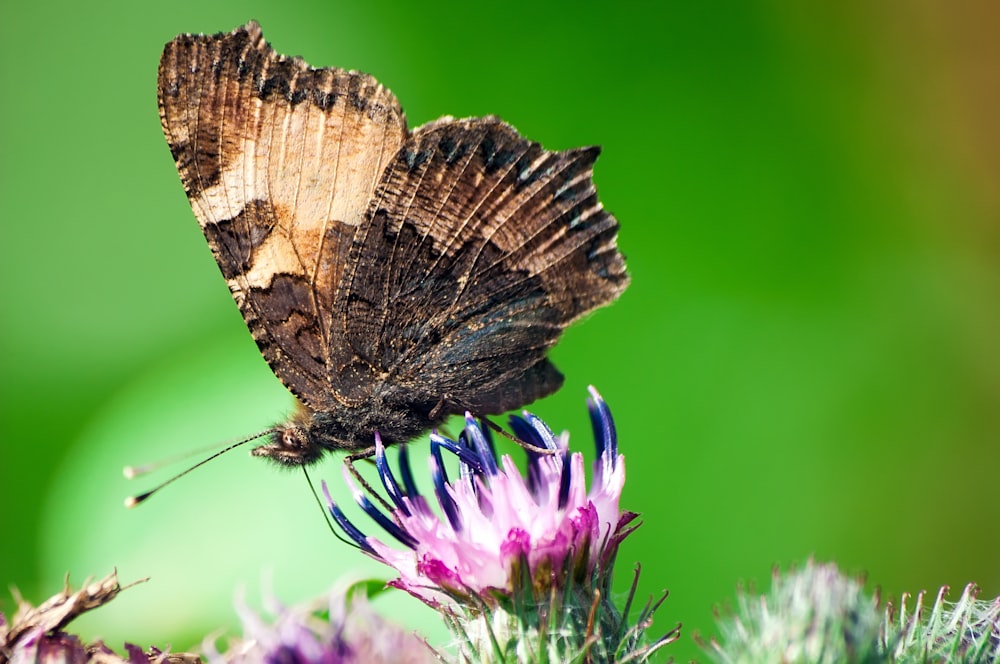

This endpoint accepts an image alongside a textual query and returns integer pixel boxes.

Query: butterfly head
[251,425,325,467]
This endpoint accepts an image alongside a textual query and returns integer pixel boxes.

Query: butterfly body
[257,395,437,466]
[158,22,628,466]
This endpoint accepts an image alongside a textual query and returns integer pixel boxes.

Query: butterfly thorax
[251,390,442,467]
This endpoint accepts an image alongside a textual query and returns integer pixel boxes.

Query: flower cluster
[11,388,1000,663]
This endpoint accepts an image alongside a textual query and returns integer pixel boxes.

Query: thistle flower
[206,585,434,664]
[325,387,677,663]
[707,560,882,664]
[880,583,1000,663]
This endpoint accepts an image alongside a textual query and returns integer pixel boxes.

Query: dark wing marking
[157,21,407,410]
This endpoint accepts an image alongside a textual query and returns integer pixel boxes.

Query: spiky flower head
[880,582,1000,663]
[708,560,882,664]
[325,387,677,663]
[709,560,1000,664]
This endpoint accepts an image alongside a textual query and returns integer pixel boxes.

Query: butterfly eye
[281,428,303,447]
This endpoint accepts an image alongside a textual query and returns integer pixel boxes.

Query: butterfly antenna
[301,466,357,548]
[124,429,275,508]
[123,438,252,479]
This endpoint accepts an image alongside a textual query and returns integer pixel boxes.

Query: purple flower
[323,388,676,662]
[324,388,648,606]
[206,587,434,664]
[325,387,631,607]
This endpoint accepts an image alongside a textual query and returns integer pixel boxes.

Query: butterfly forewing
[157,21,407,411]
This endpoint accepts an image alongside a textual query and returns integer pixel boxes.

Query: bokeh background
[2,1,998,661]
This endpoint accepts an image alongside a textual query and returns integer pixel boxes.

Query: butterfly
[156,21,628,467]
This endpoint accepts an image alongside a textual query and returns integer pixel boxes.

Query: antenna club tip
[121,430,271,507]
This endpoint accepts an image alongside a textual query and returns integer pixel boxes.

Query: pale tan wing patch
[157,22,407,409]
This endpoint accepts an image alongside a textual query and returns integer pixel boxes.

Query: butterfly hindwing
[333,118,628,413]
[157,22,408,411]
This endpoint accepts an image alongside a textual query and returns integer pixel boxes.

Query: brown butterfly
[156,21,628,468]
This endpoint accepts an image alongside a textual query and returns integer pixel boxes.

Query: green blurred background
[2,1,998,661]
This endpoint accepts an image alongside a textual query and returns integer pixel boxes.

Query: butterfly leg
[430,396,555,456]
[482,416,557,455]
[343,448,396,513]
[428,394,456,421]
